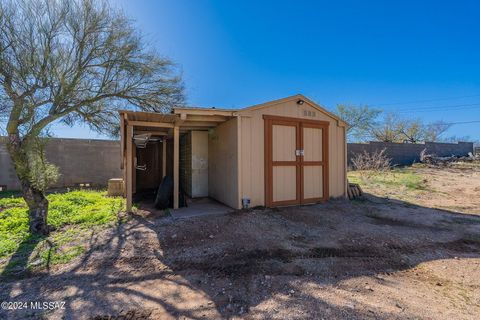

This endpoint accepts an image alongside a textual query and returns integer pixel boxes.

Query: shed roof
[119,94,346,128]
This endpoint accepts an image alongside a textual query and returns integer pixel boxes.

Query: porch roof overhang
[119,108,236,133]
[119,108,237,213]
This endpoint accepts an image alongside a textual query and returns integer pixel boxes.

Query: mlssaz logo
[30,301,66,310]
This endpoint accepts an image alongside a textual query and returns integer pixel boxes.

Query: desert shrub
[351,148,392,171]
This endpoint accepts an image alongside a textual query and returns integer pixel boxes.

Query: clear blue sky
[56,0,480,140]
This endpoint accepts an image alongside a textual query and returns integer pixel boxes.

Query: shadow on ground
[1,194,479,319]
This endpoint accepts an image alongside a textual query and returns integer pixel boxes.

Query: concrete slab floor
[172,198,234,219]
[135,197,234,220]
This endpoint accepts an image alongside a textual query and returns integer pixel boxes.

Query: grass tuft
[349,168,428,192]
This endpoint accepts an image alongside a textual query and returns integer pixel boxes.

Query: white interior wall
[191,131,209,197]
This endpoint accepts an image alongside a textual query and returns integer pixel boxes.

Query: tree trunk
[7,133,50,235]
[21,179,50,235]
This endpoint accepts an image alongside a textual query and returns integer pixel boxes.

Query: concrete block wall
[348,141,474,166]
[0,139,20,190]
[0,137,122,190]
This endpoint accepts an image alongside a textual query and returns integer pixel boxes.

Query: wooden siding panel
[240,115,265,207]
[208,118,239,209]
[272,125,296,161]
[303,127,323,161]
[272,166,297,202]
[303,166,323,199]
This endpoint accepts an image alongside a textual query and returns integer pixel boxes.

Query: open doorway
[132,130,210,210]
[133,135,169,204]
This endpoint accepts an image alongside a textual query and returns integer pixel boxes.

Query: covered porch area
[119,107,238,212]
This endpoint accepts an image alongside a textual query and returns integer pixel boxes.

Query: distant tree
[336,104,381,141]
[369,113,453,144]
[369,112,404,142]
[397,119,452,143]
[0,0,184,235]
[397,118,425,143]
[423,121,452,142]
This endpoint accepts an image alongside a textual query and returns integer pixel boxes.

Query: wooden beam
[127,120,175,128]
[173,109,235,117]
[162,139,167,178]
[179,128,209,132]
[175,118,185,126]
[134,130,169,136]
[179,121,220,127]
[126,125,133,212]
[173,126,179,209]
[186,115,228,122]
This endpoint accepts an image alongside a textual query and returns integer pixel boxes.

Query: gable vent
[303,110,316,117]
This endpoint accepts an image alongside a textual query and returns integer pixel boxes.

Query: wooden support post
[237,116,242,209]
[162,138,167,178]
[132,142,136,194]
[173,126,179,209]
[120,114,125,170]
[126,125,133,212]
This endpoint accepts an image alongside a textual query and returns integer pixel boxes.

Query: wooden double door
[264,115,329,207]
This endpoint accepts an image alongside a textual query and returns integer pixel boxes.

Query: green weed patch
[0,190,124,274]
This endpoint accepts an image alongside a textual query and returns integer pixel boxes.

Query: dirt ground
[414,164,480,214]
[1,168,480,319]
[355,163,480,215]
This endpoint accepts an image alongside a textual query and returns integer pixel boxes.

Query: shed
[120,94,347,212]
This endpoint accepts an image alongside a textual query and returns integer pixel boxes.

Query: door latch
[295,149,305,156]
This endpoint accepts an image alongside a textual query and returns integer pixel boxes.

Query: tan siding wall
[208,118,239,208]
[240,99,347,207]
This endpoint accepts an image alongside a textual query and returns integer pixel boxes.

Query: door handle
[295,149,304,156]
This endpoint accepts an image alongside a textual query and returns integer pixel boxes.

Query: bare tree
[370,112,404,142]
[0,0,184,235]
[336,104,381,142]
[369,112,452,144]
[423,121,452,142]
[397,118,424,143]
[397,119,451,143]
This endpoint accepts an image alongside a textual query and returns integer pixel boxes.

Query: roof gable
[238,94,347,126]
